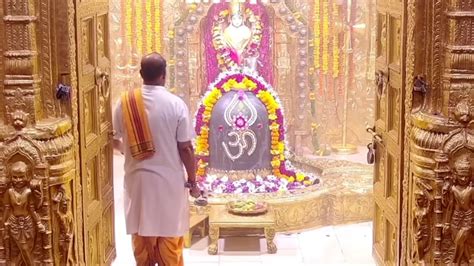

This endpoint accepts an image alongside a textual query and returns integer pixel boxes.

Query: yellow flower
[269,113,277,120]
[242,77,257,90]
[269,122,279,131]
[277,142,285,152]
[304,180,312,186]
[296,173,305,182]
[220,10,229,16]
[271,158,281,168]
[288,177,295,183]
[200,126,209,135]
[222,79,238,91]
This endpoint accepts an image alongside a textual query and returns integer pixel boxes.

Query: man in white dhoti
[113,53,200,265]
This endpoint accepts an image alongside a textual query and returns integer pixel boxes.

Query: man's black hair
[140,53,166,82]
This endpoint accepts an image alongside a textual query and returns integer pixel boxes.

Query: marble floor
[112,153,375,266]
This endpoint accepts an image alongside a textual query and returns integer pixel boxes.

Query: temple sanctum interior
[0,0,473,265]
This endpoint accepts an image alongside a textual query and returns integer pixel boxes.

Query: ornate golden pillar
[0,0,76,265]
[408,0,474,265]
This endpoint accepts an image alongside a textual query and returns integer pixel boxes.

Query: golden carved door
[76,0,116,264]
[371,0,405,264]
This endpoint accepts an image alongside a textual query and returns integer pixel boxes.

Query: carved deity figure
[54,194,73,265]
[412,188,432,261]
[442,155,474,264]
[223,2,252,64]
[3,161,45,266]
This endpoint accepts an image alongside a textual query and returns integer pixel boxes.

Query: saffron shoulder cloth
[121,88,155,160]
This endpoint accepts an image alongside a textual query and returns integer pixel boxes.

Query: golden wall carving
[0,0,78,264]
[408,0,474,264]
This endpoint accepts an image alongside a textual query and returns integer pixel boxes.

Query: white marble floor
[112,154,375,266]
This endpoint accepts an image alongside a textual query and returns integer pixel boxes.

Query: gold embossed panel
[86,155,99,203]
[88,223,101,265]
[84,89,97,140]
[389,15,401,69]
[100,144,113,192]
[374,143,385,194]
[384,219,397,264]
[102,203,115,264]
[373,203,385,259]
[385,153,399,211]
[82,19,94,68]
[373,0,405,265]
[387,83,401,142]
[76,0,115,265]
[377,13,387,60]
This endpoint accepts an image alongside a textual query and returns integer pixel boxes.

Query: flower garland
[145,0,152,54]
[195,71,317,188]
[322,0,329,74]
[124,0,132,51]
[313,0,321,69]
[332,2,340,78]
[212,8,263,71]
[136,2,143,55]
[154,0,162,53]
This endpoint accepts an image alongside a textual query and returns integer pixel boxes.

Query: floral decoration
[332,2,340,78]
[200,174,319,194]
[194,71,320,192]
[124,0,132,51]
[322,0,329,74]
[313,0,321,69]
[145,0,152,53]
[136,1,143,55]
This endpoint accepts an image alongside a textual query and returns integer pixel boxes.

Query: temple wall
[109,0,376,153]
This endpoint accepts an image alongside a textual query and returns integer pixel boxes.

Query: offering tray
[226,200,268,216]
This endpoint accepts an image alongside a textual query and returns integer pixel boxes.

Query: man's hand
[190,186,201,198]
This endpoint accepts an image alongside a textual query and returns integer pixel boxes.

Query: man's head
[140,53,167,86]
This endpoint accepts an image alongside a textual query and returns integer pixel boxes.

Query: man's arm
[178,141,196,184]
[113,139,124,154]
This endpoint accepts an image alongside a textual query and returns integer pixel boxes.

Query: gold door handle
[366,126,383,144]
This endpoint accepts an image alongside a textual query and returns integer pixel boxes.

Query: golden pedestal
[208,205,277,255]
